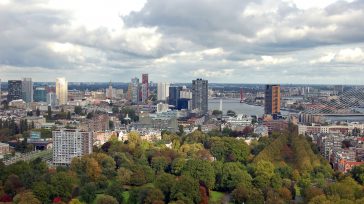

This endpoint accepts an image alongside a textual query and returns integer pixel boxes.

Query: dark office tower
[7,80,22,102]
[34,87,47,102]
[168,86,182,108]
[22,77,33,103]
[192,78,208,115]
[264,84,281,115]
[142,74,149,102]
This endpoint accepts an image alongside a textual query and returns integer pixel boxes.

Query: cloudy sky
[1,0,364,84]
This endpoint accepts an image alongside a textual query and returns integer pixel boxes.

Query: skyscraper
[142,74,149,103]
[47,92,57,108]
[107,81,113,99]
[52,129,93,165]
[34,87,47,102]
[157,82,170,101]
[130,77,140,104]
[168,86,182,108]
[264,84,281,115]
[7,80,22,102]
[56,77,68,105]
[192,78,208,114]
[22,77,33,103]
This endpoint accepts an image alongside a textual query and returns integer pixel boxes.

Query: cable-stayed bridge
[303,87,364,116]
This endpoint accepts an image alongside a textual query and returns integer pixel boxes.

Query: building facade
[264,84,281,115]
[157,82,170,101]
[168,86,182,108]
[52,129,93,165]
[56,77,68,105]
[22,77,33,103]
[129,77,140,104]
[7,80,22,102]
[142,74,149,102]
[34,87,47,102]
[192,78,208,115]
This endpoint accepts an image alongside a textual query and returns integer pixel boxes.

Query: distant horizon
[1,80,364,87]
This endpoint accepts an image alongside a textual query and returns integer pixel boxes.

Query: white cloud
[336,48,364,63]
[240,56,295,66]
[192,69,234,78]
[311,48,364,64]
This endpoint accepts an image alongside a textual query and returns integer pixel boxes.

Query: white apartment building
[52,129,93,165]
[157,82,170,101]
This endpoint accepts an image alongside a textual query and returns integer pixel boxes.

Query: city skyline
[1,0,364,84]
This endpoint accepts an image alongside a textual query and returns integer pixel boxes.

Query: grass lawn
[210,191,225,203]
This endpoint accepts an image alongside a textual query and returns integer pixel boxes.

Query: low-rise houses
[223,114,252,130]
[315,133,364,173]
[299,123,364,135]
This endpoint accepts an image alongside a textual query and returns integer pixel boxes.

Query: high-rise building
[47,92,57,107]
[180,86,192,99]
[34,87,47,102]
[264,84,281,115]
[157,82,170,101]
[52,129,93,165]
[7,80,22,102]
[141,83,148,103]
[142,74,149,102]
[177,98,191,110]
[130,77,140,104]
[22,77,33,103]
[107,81,113,99]
[192,78,208,114]
[56,77,68,105]
[168,86,182,108]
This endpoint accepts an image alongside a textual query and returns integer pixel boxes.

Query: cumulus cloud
[311,48,364,64]
[0,0,364,84]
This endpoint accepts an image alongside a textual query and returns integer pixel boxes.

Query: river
[208,98,285,116]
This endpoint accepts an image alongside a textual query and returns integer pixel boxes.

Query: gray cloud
[0,0,364,84]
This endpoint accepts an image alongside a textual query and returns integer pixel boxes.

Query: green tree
[32,181,51,204]
[208,137,250,162]
[171,158,186,176]
[95,195,119,204]
[181,159,215,189]
[171,175,200,204]
[49,171,78,201]
[155,173,175,202]
[129,165,154,186]
[69,199,82,204]
[129,186,164,204]
[93,153,116,179]
[351,165,364,184]
[106,182,124,204]
[80,182,97,203]
[13,191,41,204]
[151,156,168,173]
[231,184,264,204]
[219,162,252,191]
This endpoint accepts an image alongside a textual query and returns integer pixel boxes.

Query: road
[2,149,52,166]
